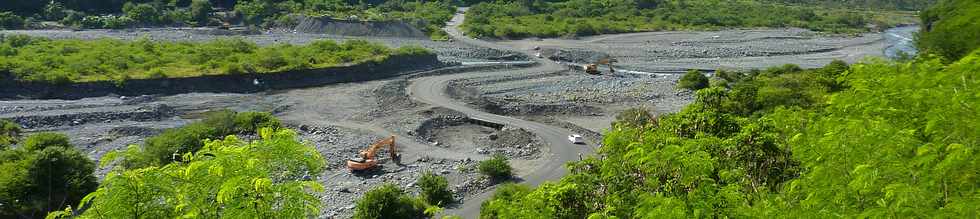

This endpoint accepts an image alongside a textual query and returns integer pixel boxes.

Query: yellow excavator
[585,57,617,75]
[347,136,399,171]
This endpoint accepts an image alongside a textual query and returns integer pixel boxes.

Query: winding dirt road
[407,8,595,218]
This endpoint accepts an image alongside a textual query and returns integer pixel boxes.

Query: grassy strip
[0,35,430,83]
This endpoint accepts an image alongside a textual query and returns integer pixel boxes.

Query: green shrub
[60,10,85,27]
[354,184,430,219]
[0,136,96,218]
[234,111,282,134]
[112,110,283,168]
[22,132,72,151]
[123,3,161,25]
[478,154,512,181]
[0,119,20,148]
[677,69,709,91]
[42,2,68,21]
[418,171,454,207]
[137,110,236,167]
[189,0,212,27]
[0,12,24,29]
[480,183,532,218]
[65,129,324,218]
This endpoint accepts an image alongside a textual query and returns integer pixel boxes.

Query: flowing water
[884,25,919,59]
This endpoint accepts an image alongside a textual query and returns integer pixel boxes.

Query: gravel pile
[473,126,542,159]
[447,71,692,117]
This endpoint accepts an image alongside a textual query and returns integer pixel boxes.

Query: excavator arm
[348,136,397,171]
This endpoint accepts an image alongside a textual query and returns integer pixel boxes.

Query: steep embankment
[0,54,442,100]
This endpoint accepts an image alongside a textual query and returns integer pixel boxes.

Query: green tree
[42,2,68,21]
[0,133,96,218]
[67,128,325,218]
[235,0,275,26]
[354,183,430,219]
[677,69,709,90]
[123,3,161,25]
[0,12,24,29]
[419,172,454,207]
[189,0,212,26]
[478,154,512,181]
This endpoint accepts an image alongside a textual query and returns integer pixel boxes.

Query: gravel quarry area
[0,15,916,217]
[446,69,693,133]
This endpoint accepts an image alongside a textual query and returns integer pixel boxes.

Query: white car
[568,134,585,144]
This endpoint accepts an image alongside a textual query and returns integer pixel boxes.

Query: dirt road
[411,8,595,218]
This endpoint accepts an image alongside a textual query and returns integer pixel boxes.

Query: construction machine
[347,136,399,171]
[584,57,617,75]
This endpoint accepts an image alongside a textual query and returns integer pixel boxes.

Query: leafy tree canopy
[478,50,980,218]
[55,128,326,218]
[1,133,97,219]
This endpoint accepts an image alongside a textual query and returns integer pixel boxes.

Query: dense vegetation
[462,0,916,39]
[677,69,709,91]
[419,172,455,207]
[479,50,979,217]
[354,183,433,219]
[478,154,513,181]
[1,111,323,218]
[775,0,936,10]
[0,0,456,39]
[106,110,282,168]
[0,35,430,83]
[0,119,20,148]
[50,128,326,218]
[916,0,980,62]
[0,132,97,218]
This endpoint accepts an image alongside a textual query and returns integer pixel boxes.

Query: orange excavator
[347,136,399,171]
[585,57,617,75]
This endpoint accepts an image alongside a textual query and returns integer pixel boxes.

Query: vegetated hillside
[480,50,979,217]
[916,0,980,62]
[0,35,431,83]
[0,0,455,39]
[775,0,936,10]
[462,0,918,39]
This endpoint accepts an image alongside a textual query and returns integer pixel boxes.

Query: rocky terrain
[502,28,890,72]
[0,18,916,218]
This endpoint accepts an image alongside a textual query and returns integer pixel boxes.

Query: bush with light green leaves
[52,128,326,218]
